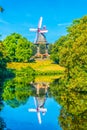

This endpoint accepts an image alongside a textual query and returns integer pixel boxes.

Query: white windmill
[28,97,47,124]
[29,17,48,44]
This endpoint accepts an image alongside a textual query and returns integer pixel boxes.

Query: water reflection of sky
[1,97,62,130]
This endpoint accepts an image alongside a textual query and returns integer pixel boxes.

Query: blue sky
[0,0,87,43]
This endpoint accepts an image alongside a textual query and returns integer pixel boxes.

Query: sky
[0,0,87,43]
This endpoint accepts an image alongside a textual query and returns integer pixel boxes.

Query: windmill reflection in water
[28,82,49,124]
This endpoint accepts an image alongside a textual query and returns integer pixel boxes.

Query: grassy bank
[7,59,65,75]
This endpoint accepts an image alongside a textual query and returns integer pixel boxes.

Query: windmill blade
[29,28,37,32]
[34,33,38,43]
[28,109,37,112]
[37,112,42,124]
[38,17,43,29]
[39,108,47,112]
[34,97,37,107]
[40,30,48,33]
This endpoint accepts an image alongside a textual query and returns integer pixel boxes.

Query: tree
[3,33,22,61]
[48,43,53,55]
[51,15,87,81]
[0,41,7,84]
[3,33,33,62]
[50,36,67,63]
[16,37,32,62]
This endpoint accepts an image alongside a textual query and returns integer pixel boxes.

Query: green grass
[7,59,65,75]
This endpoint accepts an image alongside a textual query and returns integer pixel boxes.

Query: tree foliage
[48,43,53,55]
[0,41,7,84]
[51,15,87,89]
[15,37,32,62]
[3,33,33,62]
[51,15,87,69]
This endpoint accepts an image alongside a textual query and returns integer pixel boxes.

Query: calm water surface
[0,73,86,130]
[1,97,62,130]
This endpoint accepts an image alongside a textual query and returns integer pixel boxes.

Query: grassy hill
[7,59,65,75]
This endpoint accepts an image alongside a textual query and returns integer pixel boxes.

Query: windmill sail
[37,111,41,124]
[29,17,48,44]
[38,17,43,29]
[28,96,47,124]
[29,28,37,32]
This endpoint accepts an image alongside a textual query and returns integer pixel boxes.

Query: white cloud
[0,18,9,24]
[57,22,71,27]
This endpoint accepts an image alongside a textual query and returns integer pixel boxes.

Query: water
[0,73,87,130]
[1,97,62,130]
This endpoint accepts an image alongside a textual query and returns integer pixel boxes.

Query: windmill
[28,97,47,124]
[29,17,49,57]
[29,17,48,44]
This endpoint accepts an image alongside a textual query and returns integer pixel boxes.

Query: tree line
[50,15,87,92]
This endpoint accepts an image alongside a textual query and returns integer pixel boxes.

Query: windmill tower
[28,82,48,124]
[29,17,49,58]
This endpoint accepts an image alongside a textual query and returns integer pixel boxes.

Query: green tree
[0,41,7,84]
[3,33,22,61]
[16,37,32,62]
[3,33,33,62]
[51,15,87,81]
[51,36,67,63]
[0,41,8,112]
[48,43,53,55]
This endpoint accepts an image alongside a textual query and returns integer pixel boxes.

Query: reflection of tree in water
[59,108,87,130]
[0,100,4,111]
[0,90,4,111]
[0,117,6,130]
[2,67,35,108]
[0,91,5,129]
[0,77,6,129]
[2,68,49,109]
[2,78,35,108]
[0,67,35,129]
[49,76,87,130]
